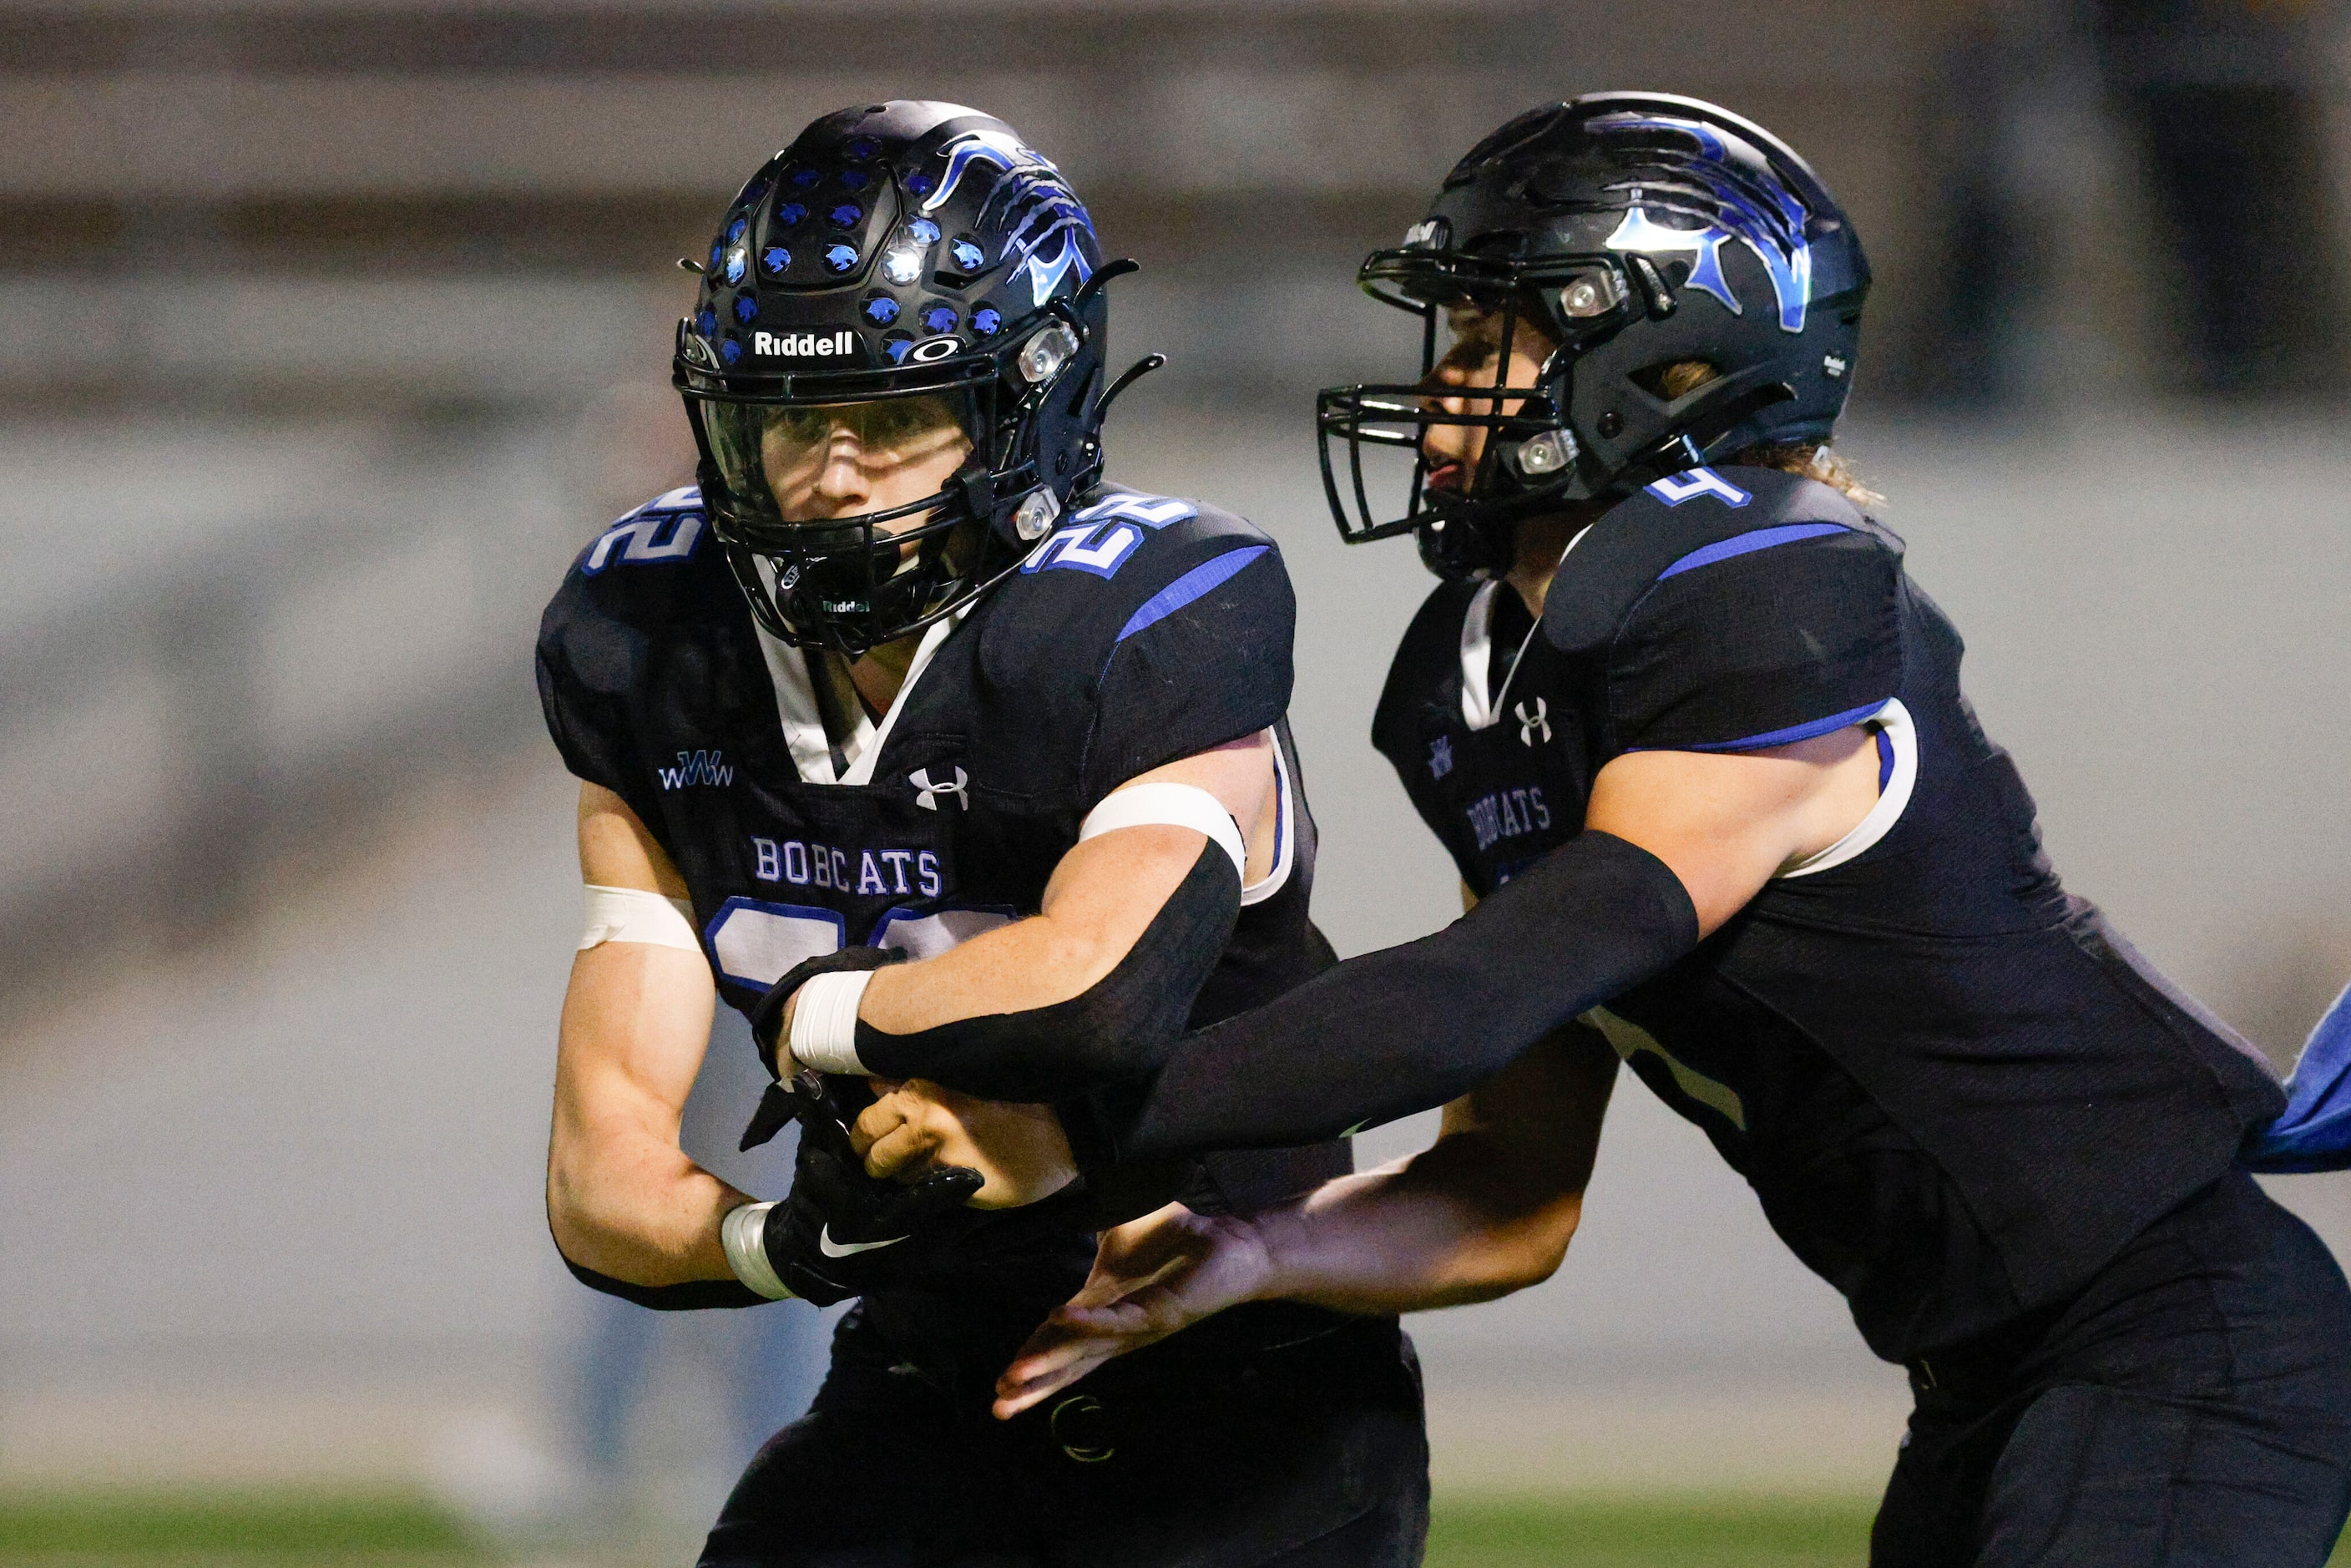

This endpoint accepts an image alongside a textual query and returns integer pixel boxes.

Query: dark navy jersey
[538,481,1350,1338]
[1373,464,2284,1362]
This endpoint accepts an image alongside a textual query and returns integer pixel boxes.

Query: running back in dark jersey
[538,480,1351,1362]
[1372,463,2284,1362]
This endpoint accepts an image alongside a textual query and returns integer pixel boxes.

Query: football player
[536,102,1428,1566]
[849,96,2351,1565]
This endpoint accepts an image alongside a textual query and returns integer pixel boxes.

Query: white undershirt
[752,614,960,786]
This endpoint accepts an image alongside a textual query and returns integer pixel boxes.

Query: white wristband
[788,969,877,1075]
[1079,781,1246,880]
[720,1201,794,1301]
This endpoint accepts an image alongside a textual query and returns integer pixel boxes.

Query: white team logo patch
[910,766,969,811]
[1516,698,1552,746]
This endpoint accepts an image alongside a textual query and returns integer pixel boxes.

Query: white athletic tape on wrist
[1078,782,1246,881]
[789,969,877,1075]
[579,884,699,952]
[720,1201,794,1300]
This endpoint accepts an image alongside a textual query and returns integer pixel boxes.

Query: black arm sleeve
[852,842,1241,1100]
[1115,831,1699,1161]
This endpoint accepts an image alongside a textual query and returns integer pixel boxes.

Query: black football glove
[742,1071,985,1307]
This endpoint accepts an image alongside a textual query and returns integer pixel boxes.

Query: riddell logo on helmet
[753,330,853,357]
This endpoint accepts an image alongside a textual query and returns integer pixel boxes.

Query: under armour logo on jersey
[1515,699,1552,746]
[910,766,969,811]
[1428,736,1454,779]
[1645,468,1752,509]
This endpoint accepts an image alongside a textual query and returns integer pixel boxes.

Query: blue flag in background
[2246,980,2351,1174]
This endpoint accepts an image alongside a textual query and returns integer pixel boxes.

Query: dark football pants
[697,1308,1429,1568]
[1872,1171,2351,1567]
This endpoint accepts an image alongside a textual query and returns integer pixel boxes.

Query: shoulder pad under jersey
[549,484,731,633]
[1542,466,1904,755]
[1544,466,1892,655]
[537,485,734,815]
[978,483,1297,805]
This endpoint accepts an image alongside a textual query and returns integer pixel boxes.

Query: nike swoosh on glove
[754,1072,986,1306]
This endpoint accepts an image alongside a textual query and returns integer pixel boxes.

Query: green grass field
[0,1490,2343,1565]
[1427,1494,1879,1566]
[0,1492,478,1564]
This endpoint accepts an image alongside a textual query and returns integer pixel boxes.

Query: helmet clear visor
[701,388,985,531]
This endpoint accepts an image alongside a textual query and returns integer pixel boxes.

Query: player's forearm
[1120,832,1696,1158]
[1247,1147,1585,1316]
[546,1118,745,1286]
[857,908,1123,1034]
[843,842,1241,1100]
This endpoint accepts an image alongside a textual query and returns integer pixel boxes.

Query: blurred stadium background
[4,0,2350,1561]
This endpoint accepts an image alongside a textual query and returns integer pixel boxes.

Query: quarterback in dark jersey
[535,103,1426,1566]
[847,99,2351,1565]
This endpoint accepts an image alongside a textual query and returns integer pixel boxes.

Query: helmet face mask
[1318,93,1871,581]
[674,101,1117,655]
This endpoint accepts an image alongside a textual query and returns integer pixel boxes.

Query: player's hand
[748,1073,985,1306]
[852,1079,1078,1209]
[992,1203,1271,1419]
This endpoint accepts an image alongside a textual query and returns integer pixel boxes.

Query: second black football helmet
[1318,92,1871,579]
[675,100,1125,654]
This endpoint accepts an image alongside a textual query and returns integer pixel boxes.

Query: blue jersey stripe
[1656,521,1851,581]
[1115,545,1270,643]
[1666,699,1892,754]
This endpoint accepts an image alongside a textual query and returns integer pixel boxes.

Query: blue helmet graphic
[921,128,1094,306]
[1591,113,1813,333]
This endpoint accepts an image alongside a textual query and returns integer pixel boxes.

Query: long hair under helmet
[675,100,1135,654]
[1317,92,1871,580]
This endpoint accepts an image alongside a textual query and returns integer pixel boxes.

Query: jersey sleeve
[533,487,712,827]
[978,489,1297,812]
[537,584,646,816]
[1545,468,1903,754]
[1081,534,1295,804]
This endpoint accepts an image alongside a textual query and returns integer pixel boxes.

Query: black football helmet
[675,100,1128,654]
[1318,92,1871,579]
